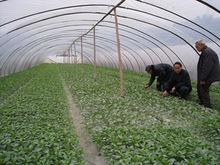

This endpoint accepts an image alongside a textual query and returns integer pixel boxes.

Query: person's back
[198,46,220,83]
[145,63,173,91]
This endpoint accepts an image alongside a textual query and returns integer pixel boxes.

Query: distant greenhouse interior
[0,0,220,78]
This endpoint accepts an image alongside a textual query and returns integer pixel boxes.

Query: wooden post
[70,45,72,64]
[93,27,97,81]
[74,43,77,64]
[68,49,70,64]
[114,8,125,97]
[81,36,83,64]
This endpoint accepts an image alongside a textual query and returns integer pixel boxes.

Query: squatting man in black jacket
[195,40,220,108]
[162,62,192,99]
[145,63,173,91]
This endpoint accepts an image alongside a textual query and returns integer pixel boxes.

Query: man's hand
[171,86,176,93]
[162,90,169,97]
[200,81,206,85]
[144,84,149,89]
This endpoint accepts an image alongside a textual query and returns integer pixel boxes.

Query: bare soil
[62,79,106,165]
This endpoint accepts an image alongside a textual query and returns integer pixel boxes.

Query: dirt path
[62,79,106,165]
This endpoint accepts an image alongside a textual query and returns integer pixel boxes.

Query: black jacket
[197,46,220,83]
[147,63,173,86]
[164,69,192,91]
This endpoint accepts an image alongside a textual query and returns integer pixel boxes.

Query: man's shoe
[204,105,213,109]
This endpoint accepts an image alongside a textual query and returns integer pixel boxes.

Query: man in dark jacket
[195,40,220,108]
[145,63,173,91]
[162,62,192,99]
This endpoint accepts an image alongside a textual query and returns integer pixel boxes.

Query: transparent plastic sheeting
[0,0,219,79]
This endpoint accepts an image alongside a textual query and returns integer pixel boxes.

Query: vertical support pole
[74,43,77,64]
[70,45,72,64]
[81,36,83,64]
[114,8,125,97]
[93,27,97,81]
[68,49,70,64]
[64,51,66,64]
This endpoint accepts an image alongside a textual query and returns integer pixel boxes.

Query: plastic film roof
[0,0,220,78]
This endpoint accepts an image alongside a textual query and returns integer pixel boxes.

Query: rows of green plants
[0,67,40,105]
[0,64,84,164]
[60,64,220,164]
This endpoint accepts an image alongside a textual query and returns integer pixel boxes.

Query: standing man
[195,40,220,108]
[162,62,192,99]
[145,63,173,91]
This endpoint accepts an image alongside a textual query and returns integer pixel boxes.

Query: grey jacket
[197,46,220,83]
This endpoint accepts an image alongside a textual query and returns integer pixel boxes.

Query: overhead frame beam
[0,1,219,75]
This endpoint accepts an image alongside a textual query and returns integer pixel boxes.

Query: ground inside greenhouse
[62,76,106,165]
[0,64,219,164]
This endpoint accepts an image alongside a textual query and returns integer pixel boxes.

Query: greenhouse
[0,0,220,164]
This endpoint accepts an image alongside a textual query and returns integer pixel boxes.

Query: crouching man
[162,62,192,99]
[145,63,173,91]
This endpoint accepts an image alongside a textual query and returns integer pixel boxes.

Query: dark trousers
[157,72,172,91]
[156,80,168,91]
[170,86,191,99]
[156,80,164,91]
[197,82,211,107]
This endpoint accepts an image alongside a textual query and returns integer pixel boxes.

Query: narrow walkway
[62,78,106,165]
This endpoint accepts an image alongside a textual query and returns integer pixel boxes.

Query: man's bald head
[195,40,206,53]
